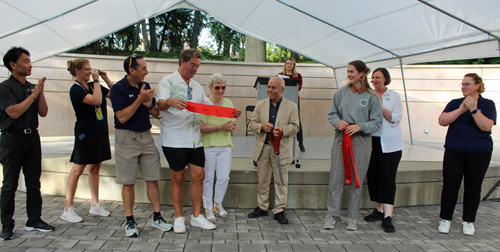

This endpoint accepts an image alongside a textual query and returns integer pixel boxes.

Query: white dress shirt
[157,70,212,148]
[372,87,404,153]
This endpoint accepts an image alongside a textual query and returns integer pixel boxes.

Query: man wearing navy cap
[110,55,172,237]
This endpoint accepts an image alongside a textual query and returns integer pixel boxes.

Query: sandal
[214,203,228,217]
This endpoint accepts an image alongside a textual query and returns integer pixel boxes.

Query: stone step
[34,154,500,209]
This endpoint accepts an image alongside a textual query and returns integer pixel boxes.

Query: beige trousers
[257,144,289,214]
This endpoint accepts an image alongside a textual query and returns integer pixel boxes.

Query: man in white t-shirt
[156,49,215,233]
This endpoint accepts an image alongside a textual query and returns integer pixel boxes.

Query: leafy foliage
[266,43,313,63]
[206,16,245,60]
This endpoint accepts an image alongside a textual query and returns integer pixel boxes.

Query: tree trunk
[190,10,201,49]
[141,19,149,54]
[132,23,139,54]
[148,17,158,51]
[108,34,114,50]
[245,36,266,62]
[159,13,170,51]
[222,27,232,59]
[290,51,301,63]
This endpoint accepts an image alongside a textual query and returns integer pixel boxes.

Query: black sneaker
[364,209,384,222]
[24,219,55,232]
[299,142,306,152]
[381,216,396,233]
[0,224,14,240]
[273,211,289,224]
[247,207,269,218]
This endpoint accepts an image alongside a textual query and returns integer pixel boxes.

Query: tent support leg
[333,68,339,89]
[399,57,413,145]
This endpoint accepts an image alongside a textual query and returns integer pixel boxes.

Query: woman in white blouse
[363,68,404,233]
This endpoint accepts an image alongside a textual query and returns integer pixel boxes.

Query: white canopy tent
[1,0,500,142]
[1,0,499,67]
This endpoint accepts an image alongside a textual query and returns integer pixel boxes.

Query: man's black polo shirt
[0,75,39,131]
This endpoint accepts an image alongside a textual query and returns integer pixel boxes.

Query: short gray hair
[270,77,285,87]
[208,73,227,88]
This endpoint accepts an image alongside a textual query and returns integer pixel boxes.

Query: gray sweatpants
[327,130,371,219]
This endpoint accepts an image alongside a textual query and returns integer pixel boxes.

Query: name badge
[95,106,104,121]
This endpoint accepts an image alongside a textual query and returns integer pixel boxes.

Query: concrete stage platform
[33,135,500,209]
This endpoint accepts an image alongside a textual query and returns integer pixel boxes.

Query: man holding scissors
[248,77,299,224]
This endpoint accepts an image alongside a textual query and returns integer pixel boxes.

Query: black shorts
[162,147,205,171]
[70,132,111,165]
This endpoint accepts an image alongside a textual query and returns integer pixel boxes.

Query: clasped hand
[461,96,478,112]
[337,120,360,136]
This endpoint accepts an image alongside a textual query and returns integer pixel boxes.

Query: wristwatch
[92,79,100,83]
[471,108,479,115]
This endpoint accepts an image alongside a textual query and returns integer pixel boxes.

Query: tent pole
[333,68,339,89]
[399,57,413,145]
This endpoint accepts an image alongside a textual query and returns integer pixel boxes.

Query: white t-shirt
[157,70,212,148]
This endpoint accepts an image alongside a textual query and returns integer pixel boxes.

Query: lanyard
[74,81,94,94]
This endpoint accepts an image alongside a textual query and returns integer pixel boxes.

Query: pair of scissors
[268,128,284,186]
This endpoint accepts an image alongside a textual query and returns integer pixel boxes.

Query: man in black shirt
[0,47,54,240]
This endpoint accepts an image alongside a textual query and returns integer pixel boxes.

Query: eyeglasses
[460,82,474,87]
[128,54,138,68]
[84,68,92,71]
[214,86,226,91]
[187,87,193,100]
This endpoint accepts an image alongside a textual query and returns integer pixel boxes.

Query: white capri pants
[203,146,232,209]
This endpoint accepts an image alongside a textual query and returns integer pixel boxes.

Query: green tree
[206,17,245,60]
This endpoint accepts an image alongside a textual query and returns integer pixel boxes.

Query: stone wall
[1,53,499,141]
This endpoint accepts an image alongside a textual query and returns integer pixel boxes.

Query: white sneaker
[89,203,110,217]
[125,220,139,237]
[205,209,216,222]
[438,220,450,234]
[214,203,228,217]
[152,217,173,232]
[173,217,186,233]
[346,217,357,231]
[323,215,335,229]
[61,206,83,223]
[462,222,475,236]
[190,214,216,230]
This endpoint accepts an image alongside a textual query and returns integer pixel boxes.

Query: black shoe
[24,219,55,232]
[273,211,289,224]
[381,216,396,233]
[248,207,269,218]
[299,142,306,152]
[364,209,384,222]
[0,224,14,240]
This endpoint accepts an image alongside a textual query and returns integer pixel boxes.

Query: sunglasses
[187,87,193,100]
[214,86,226,91]
[128,54,138,68]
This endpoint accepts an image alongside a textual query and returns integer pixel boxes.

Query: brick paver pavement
[2,193,500,251]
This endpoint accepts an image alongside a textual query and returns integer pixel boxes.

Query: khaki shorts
[115,129,162,185]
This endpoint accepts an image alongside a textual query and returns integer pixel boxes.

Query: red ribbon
[342,131,360,188]
[185,101,237,118]
[268,128,283,155]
